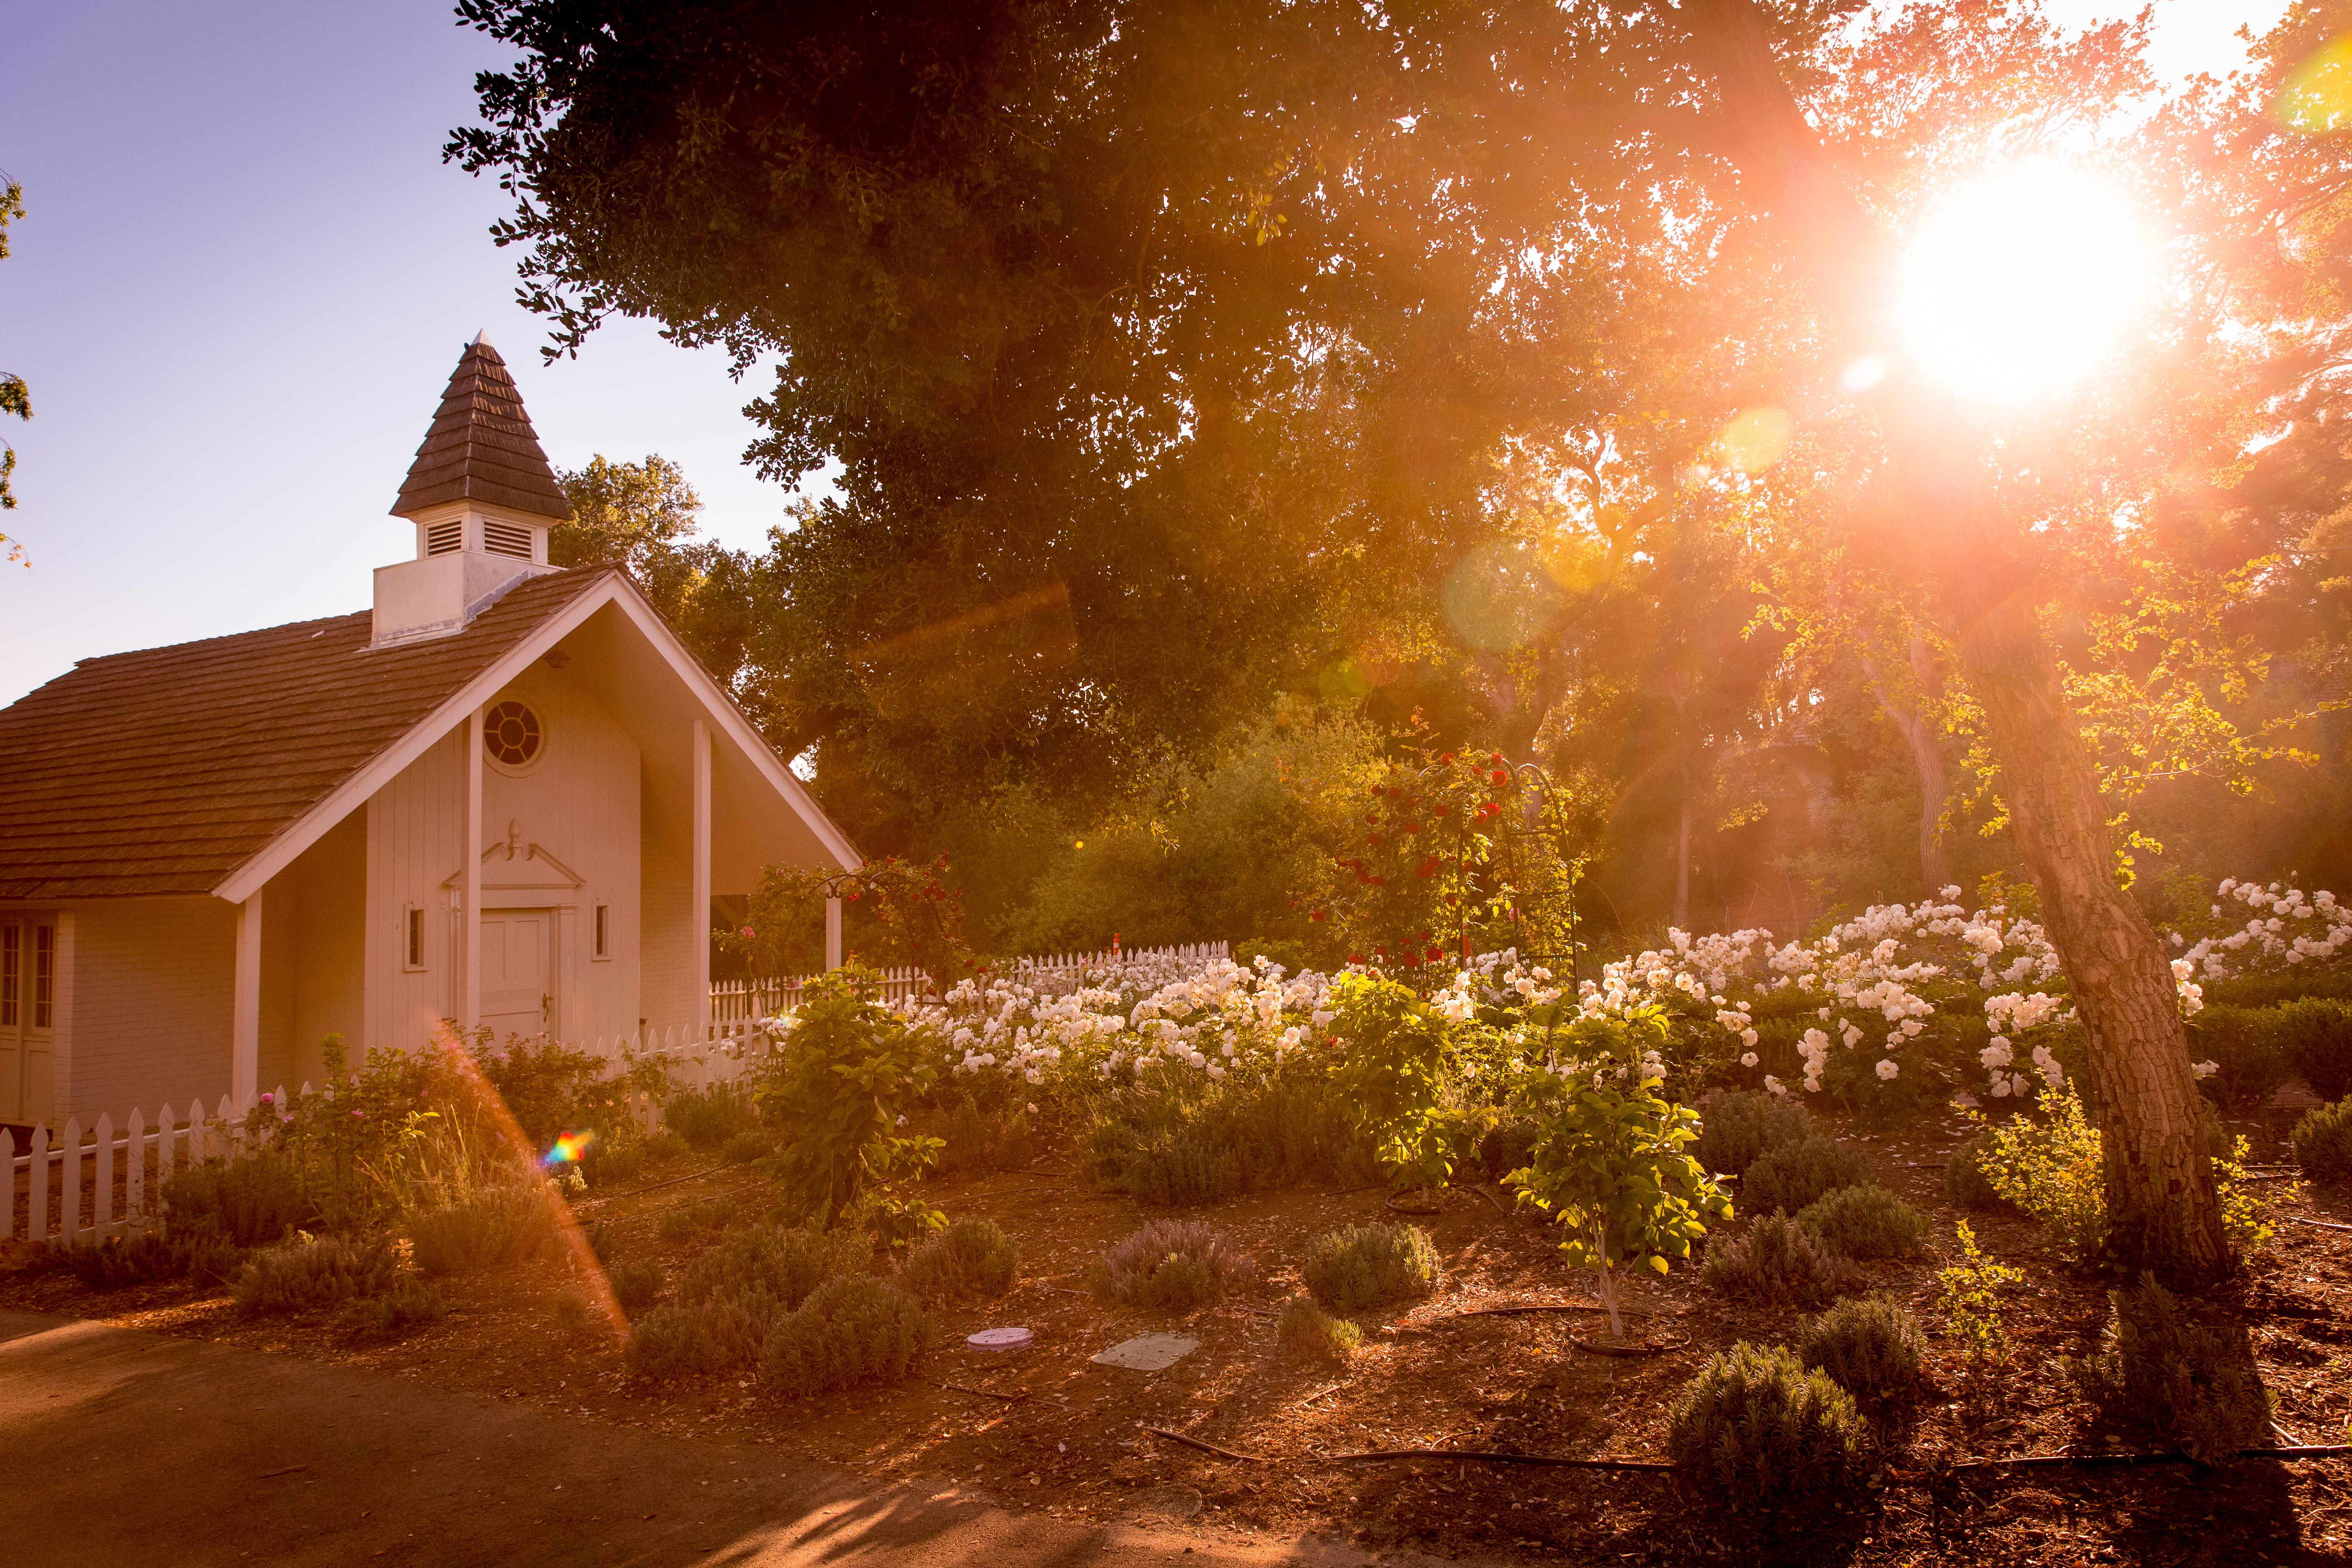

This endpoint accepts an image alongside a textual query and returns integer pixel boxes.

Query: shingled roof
[390,336,573,521]
[0,569,614,900]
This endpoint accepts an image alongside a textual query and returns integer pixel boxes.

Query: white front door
[0,916,57,1125]
[479,908,554,1042]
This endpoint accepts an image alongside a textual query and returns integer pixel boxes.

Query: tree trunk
[1673,760,1692,932]
[1682,0,2230,1281]
[1860,638,1953,893]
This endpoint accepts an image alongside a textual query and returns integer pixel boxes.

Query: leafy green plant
[899,1217,1019,1304]
[1942,1133,2008,1212]
[1301,1222,1438,1315]
[1702,1211,1862,1310]
[2066,1273,2273,1464]
[162,1154,310,1248]
[234,1236,398,1316]
[2294,1096,2352,1180]
[2188,1006,2292,1111]
[1797,1185,1931,1260]
[2278,998,2352,1102]
[722,1130,776,1164]
[1476,1116,1541,1182]
[1937,1219,2024,1415]
[1740,1136,1873,1217]
[1090,1220,1255,1311]
[1086,1077,1363,1204]
[406,1183,560,1275]
[342,1278,450,1338]
[758,1274,938,1397]
[1327,972,1456,1192]
[1278,1295,1362,1364]
[1692,1089,1812,1180]
[609,1258,665,1317]
[61,1232,185,1289]
[755,968,944,1226]
[1799,1296,1931,1409]
[658,1196,733,1245]
[664,1080,762,1151]
[1667,1342,1867,1508]
[675,1222,869,1313]
[1505,1007,1729,1337]
[627,1297,777,1381]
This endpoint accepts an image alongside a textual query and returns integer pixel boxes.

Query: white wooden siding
[58,897,232,1120]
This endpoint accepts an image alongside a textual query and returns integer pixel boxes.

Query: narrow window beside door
[404,905,426,971]
[0,922,18,1026]
[593,902,610,960]
[32,924,54,1029]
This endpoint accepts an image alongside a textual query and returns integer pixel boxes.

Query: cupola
[371,333,571,647]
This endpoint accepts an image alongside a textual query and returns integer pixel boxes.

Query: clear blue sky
[0,0,2287,708]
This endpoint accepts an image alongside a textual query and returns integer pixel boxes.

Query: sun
[1895,163,2151,402]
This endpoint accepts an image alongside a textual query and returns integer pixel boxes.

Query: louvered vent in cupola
[484,519,533,560]
[425,518,463,556]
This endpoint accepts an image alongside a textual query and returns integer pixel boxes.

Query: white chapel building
[0,337,857,1127]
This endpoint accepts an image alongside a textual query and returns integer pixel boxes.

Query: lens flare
[1719,407,1794,474]
[2278,34,2352,132]
[1897,163,2150,402]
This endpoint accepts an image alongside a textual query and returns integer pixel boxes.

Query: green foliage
[665,1081,762,1152]
[1702,1212,1863,1310]
[1692,1089,1812,1180]
[1740,1136,1873,1217]
[722,1131,774,1164]
[658,1196,733,1246]
[2278,998,2352,1102]
[1797,1185,1931,1260]
[551,453,746,677]
[1942,1133,2009,1212]
[61,1232,186,1289]
[2293,1096,2352,1179]
[1798,1297,1931,1409]
[1090,1220,1255,1311]
[1938,1219,2024,1409]
[1667,1343,1868,1508]
[1278,1295,1362,1364]
[609,1259,665,1318]
[1506,1006,1729,1335]
[406,1183,561,1276]
[917,1100,1038,1178]
[1086,1078,1363,1205]
[342,1278,451,1338]
[755,968,942,1225]
[900,1218,1020,1304]
[728,857,972,980]
[644,1129,690,1164]
[1300,1222,1437,1315]
[2188,1006,2292,1111]
[235,1236,398,1317]
[676,1223,869,1313]
[758,1275,938,1398]
[162,1155,310,1248]
[0,178,29,521]
[1476,1116,1542,1182]
[2067,1274,2273,1464]
[1328,972,1455,1189]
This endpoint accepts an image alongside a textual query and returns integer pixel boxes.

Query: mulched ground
[8,1098,2352,1567]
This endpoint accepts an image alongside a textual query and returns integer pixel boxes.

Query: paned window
[483,700,543,767]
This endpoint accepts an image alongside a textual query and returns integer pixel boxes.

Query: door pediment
[445,819,583,896]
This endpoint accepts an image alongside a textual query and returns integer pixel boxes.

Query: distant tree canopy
[1,177,33,560]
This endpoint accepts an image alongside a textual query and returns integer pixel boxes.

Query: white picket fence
[2,1019,777,1249]
[709,940,1231,1022]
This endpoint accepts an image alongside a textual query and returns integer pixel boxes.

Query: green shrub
[162,1154,310,1247]
[1797,1185,1930,1260]
[658,1196,732,1245]
[1942,1134,2008,1212]
[235,1236,397,1316]
[1702,1212,1862,1310]
[1090,1219,1255,1311]
[1741,1137,1872,1216]
[609,1258,665,1317]
[2279,998,2352,1102]
[1939,1218,2025,1411]
[1668,1342,1867,1507]
[1694,1090,1813,1179]
[665,1081,762,1152]
[2067,1274,2273,1464]
[721,1131,775,1164]
[342,1278,449,1337]
[758,1274,937,1397]
[1301,1222,1438,1315]
[1328,972,1456,1190]
[552,1291,601,1341]
[675,1222,868,1312]
[900,1218,1019,1304]
[644,1129,690,1164]
[626,1294,785,1381]
[754,967,941,1225]
[577,1130,648,1191]
[181,1230,244,1288]
[2189,1006,2292,1111]
[918,1100,1039,1178]
[1278,1295,1361,1364]
[1086,1081,1364,1205]
[407,1183,559,1275]
[1798,1297,1930,1408]
[62,1231,185,1289]
[1476,1117,1541,1182]
[2293,1096,2352,1180]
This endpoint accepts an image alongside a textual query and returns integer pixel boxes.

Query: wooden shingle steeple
[390,334,573,521]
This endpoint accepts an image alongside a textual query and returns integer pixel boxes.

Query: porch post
[825,897,843,971]
[463,706,484,1032]
[693,717,712,1039]
[231,889,262,1109]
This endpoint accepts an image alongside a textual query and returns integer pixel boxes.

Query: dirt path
[0,1309,1410,1568]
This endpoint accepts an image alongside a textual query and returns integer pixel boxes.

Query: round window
[484,700,544,769]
